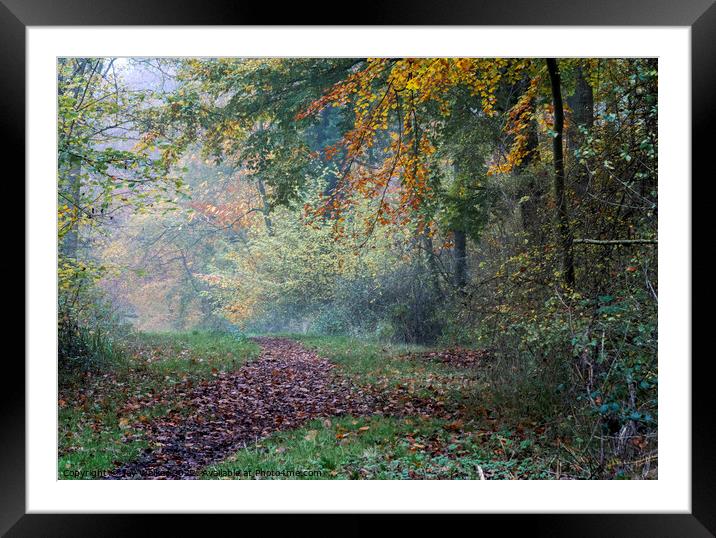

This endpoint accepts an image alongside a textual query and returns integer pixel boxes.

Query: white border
[27,27,691,513]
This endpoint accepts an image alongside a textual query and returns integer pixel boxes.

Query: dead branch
[573,238,657,245]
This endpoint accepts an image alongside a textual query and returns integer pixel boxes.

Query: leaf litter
[107,337,453,479]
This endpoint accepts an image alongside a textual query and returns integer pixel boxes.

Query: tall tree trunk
[451,162,468,291]
[567,66,594,149]
[421,233,443,297]
[255,176,274,236]
[546,59,576,287]
[453,229,467,290]
[254,121,275,235]
[59,59,92,261]
[515,84,544,245]
[60,155,82,259]
[567,65,594,194]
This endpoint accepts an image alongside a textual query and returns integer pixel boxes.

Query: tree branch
[573,239,657,245]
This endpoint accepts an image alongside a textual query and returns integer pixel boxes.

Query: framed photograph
[7,0,712,534]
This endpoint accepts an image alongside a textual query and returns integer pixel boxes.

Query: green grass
[130,330,259,378]
[59,330,260,479]
[60,331,573,480]
[291,334,472,395]
[202,415,556,480]
[203,335,560,480]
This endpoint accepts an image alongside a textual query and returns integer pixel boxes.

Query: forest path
[107,337,375,479]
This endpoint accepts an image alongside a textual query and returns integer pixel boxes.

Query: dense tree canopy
[58,56,658,479]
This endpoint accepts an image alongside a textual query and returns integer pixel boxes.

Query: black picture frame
[5,1,712,535]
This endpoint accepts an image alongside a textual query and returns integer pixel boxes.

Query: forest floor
[59,332,571,480]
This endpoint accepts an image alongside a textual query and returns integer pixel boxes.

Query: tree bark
[453,229,467,290]
[255,176,274,236]
[514,77,544,244]
[567,65,594,194]
[421,233,443,297]
[451,162,468,291]
[567,66,594,151]
[546,59,576,287]
[60,155,82,259]
[59,59,92,260]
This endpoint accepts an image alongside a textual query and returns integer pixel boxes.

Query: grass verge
[205,335,575,479]
[202,415,556,480]
[292,334,474,399]
[58,330,259,479]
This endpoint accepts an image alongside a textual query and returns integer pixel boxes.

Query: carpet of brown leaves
[106,337,482,479]
[108,338,377,478]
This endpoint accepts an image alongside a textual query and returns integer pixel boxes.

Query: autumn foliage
[58,57,659,480]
